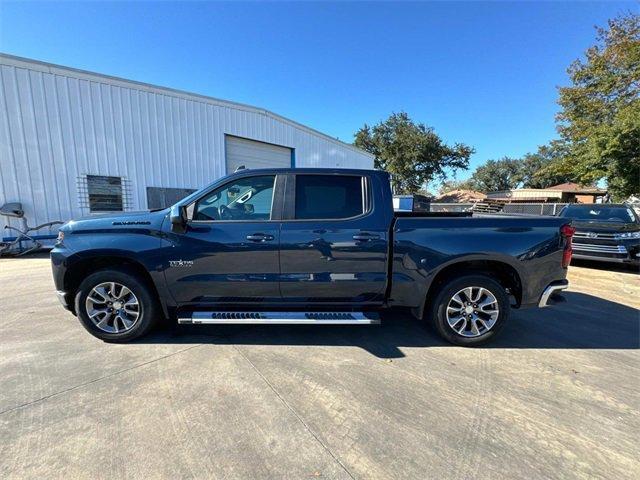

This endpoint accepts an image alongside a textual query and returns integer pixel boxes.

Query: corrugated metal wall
[0,54,374,231]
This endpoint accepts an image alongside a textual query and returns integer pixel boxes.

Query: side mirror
[170,205,187,233]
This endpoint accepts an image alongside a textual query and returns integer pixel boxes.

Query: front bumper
[55,290,74,312]
[572,239,640,265]
[538,280,569,308]
[51,246,75,313]
[572,252,640,265]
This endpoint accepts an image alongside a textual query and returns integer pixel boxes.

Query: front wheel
[429,275,509,346]
[75,268,160,342]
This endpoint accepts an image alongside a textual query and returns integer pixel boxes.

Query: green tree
[466,157,523,192]
[554,12,640,199]
[354,112,474,194]
[463,146,577,193]
[438,178,477,194]
[520,143,576,189]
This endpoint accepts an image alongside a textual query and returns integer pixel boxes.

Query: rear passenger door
[278,173,388,305]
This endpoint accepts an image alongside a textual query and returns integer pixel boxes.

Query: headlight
[614,231,640,240]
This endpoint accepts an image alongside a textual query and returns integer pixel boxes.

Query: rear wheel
[429,275,509,346]
[75,268,160,342]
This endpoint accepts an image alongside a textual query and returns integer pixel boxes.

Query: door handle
[246,233,274,242]
[352,233,380,242]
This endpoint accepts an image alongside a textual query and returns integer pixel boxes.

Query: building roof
[435,189,486,203]
[548,182,607,194]
[488,196,557,202]
[486,183,608,201]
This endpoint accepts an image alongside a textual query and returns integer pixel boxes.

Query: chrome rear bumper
[538,281,569,308]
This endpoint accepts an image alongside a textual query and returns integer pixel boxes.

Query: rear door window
[294,175,365,220]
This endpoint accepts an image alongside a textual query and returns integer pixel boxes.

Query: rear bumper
[538,280,569,308]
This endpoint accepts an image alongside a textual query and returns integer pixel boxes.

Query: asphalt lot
[1,255,638,479]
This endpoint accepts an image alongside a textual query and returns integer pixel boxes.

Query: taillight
[560,224,575,268]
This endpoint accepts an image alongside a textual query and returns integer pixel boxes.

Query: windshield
[559,205,636,223]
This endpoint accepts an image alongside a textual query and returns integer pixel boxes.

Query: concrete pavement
[1,255,638,479]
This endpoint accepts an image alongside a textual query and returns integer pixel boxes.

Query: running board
[178,311,380,325]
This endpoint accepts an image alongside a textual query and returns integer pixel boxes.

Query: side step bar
[178,311,380,325]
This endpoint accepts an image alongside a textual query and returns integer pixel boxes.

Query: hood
[571,220,639,233]
[64,209,169,232]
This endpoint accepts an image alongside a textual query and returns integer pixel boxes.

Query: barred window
[87,175,123,212]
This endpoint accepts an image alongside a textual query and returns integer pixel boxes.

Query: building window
[87,175,124,212]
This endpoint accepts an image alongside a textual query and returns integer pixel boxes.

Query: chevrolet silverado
[51,168,574,346]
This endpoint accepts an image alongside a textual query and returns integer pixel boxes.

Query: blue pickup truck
[51,168,574,346]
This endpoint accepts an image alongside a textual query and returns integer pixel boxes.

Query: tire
[74,268,161,342]
[429,274,509,346]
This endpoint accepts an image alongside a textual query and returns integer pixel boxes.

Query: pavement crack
[0,344,204,416]
[233,345,357,480]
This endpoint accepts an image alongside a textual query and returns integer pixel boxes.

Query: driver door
[165,174,282,307]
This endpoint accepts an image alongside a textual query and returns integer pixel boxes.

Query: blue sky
[0,1,634,186]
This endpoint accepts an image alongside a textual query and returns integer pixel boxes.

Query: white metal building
[0,54,373,237]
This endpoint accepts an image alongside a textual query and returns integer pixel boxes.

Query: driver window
[193,175,275,221]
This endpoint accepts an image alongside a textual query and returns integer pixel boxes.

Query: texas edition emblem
[169,260,194,267]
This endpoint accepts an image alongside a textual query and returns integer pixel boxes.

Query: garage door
[225,136,292,174]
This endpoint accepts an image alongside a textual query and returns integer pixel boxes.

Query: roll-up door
[225,136,292,174]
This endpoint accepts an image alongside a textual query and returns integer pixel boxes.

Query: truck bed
[393,211,472,218]
[389,215,568,311]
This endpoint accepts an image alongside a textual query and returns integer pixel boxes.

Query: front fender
[53,217,176,316]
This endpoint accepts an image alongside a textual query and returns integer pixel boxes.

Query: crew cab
[51,168,573,346]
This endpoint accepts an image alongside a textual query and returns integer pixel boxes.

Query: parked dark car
[51,168,574,346]
[558,203,640,267]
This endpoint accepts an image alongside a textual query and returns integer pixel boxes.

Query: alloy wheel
[445,286,500,338]
[85,282,141,333]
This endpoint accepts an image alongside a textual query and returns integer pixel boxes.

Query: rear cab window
[294,175,366,220]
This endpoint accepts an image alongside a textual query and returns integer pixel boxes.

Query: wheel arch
[416,258,523,319]
[64,253,166,317]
